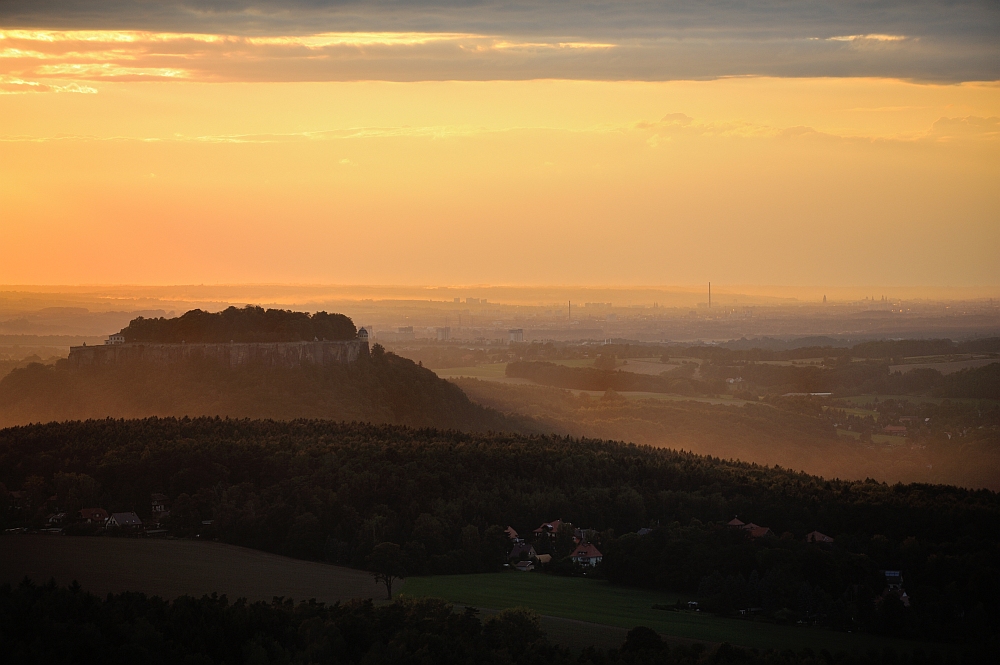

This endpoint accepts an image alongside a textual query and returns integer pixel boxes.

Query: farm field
[433,363,521,381]
[0,535,383,604]
[890,357,998,375]
[833,394,999,408]
[566,390,752,406]
[836,428,899,445]
[437,363,752,406]
[405,573,936,654]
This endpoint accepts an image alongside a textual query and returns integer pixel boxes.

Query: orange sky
[1,29,998,288]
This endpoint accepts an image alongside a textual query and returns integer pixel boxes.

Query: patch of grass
[405,573,934,654]
[0,535,380,605]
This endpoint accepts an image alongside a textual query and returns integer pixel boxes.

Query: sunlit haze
[1,4,998,289]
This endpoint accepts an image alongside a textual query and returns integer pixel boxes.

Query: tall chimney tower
[708,282,711,308]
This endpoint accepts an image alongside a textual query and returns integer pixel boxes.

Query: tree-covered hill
[118,305,357,343]
[2,418,998,645]
[0,347,519,432]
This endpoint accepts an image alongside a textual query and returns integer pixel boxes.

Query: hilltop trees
[119,305,357,343]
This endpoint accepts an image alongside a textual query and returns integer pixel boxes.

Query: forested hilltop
[118,305,357,343]
[0,347,519,432]
[2,418,998,647]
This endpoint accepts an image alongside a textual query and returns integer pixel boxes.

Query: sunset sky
[1,1,997,289]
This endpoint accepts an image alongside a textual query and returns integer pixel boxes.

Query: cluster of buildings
[20,493,173,535]
[504,519,605,572]
[728,517,835,545]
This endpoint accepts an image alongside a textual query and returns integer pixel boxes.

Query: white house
[570,543,603,567]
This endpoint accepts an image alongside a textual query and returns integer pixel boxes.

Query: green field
[405,573,933,654]
[0,535,380,604]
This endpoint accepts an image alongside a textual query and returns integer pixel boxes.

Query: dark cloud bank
[2,1,997,81]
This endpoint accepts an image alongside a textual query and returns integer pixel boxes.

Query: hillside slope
[1,418,998,646]
[0,349,521,432]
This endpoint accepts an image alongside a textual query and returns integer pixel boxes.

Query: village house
[78,508,109,524]
[514,560,535,572]
[504,526,520,541]
[805,531,834,544]
[743,523,773,538]
[8,491,26,510]
[728,517,773,538]
[882,425,907,436]
[106,512,143,531]
[570,542,603,567]
[509,542,537,562]
[532,519,564,540]
[151,493,170,516]
[880,570,909,607]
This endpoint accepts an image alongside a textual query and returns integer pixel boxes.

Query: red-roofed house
[533,519,568,543]
[805,531,834,544]
[727,517,745,527]
[570,543,603,567]
[509,542,537,562]
[505,526,519,541]
[533,520,563,537]
[742,523,773,539]
[78,508,109,524]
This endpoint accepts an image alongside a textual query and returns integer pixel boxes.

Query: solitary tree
[369,542,406,600]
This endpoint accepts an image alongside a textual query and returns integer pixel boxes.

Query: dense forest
[1,418,998,646]
[0,347,519,432]
[2,581,958,665]
[118,306,357,343]
[454,379,1000,490]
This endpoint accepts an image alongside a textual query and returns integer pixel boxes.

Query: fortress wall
[67,340,369,369]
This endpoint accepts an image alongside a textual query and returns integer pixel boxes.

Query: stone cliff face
[67,340,369,369]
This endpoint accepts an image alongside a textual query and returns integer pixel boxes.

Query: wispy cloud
[827,34,907,43]
[3,113,996,145]
[0,73,96,93]
[0,0,996,82]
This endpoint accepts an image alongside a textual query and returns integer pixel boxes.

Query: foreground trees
[1,418,998,645]
[4,580,993,664]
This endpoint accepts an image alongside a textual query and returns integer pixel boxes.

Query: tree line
[1,418,998,645]
[4,579,970,665]
[118,306,357,343]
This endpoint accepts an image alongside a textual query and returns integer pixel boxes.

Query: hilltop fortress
[66,307,370,369]
[67,339,369,369]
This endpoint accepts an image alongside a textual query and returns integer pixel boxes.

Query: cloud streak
[0,1,996,82]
